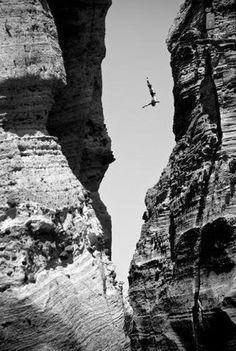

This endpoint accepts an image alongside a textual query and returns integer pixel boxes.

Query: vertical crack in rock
[192,47,223,350]
[200,49,222,142]
[197,48,222,224]
[129,0,236,350]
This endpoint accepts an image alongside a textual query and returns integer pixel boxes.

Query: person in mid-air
[142,77,160,108]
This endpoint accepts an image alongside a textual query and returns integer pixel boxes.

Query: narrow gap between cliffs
[193,47,222,351]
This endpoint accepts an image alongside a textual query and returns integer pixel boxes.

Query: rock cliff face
[0,1,130,350]
[129,1,236,350]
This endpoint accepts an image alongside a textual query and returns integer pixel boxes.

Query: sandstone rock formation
[129,0,236,350]
[0,1,130,350]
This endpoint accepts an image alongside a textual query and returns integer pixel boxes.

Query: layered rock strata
[129,1,236,350]
[0,1,130,350]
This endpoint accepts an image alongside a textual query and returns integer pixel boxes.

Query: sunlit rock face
[129,0,236,350]
[0,1,130,350]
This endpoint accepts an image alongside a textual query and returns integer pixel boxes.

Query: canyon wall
[0,1,130,350]
[129,0,236,350]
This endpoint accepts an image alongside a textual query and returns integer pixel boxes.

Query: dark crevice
[173,86,198,141]
[191,218,236,350]
[191,219,236,350]
[192,46,223,349]
[197,49,222,224]
[200,50,222,142]
[200,218,235,274]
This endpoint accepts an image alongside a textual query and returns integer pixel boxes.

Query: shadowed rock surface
[129,0,236,350]
[0,1,130,350]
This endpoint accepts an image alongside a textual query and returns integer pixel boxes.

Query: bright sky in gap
[101,0,183,289]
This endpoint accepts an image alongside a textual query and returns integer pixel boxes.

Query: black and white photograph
[0,1,236,350]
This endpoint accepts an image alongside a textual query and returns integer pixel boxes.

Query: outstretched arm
[142,102,152,108]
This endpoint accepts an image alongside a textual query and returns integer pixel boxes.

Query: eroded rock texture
[0,1,130,350]
[129,1,236,350]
